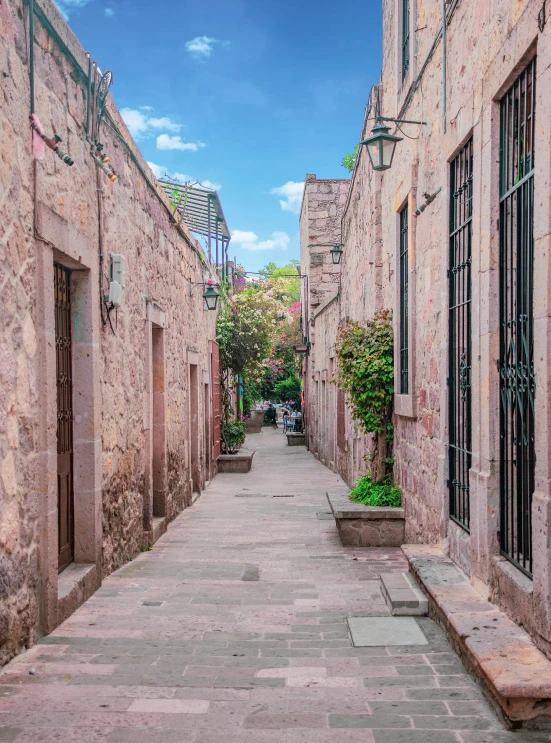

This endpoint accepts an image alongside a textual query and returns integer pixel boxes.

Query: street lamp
[360,121,403,172]
[203,281,220,311]
[359,85,426,172]
[330,244,343,265]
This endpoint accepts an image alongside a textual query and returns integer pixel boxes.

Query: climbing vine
[335,310,394,481]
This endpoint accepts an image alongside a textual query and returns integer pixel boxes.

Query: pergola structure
[159,178,231,275]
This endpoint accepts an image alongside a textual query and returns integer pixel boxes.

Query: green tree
[273,375,301,404]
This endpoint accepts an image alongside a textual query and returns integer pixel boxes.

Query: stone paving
[1,429,550,742]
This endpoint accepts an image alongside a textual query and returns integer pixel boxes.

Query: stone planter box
[245,409,265,433]
[326,489,405,547]
[217,450,255,473]
[286,432,305,446]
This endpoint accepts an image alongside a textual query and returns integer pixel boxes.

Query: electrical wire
[539,0,548,31]
[394,121,420,140]
[28,0,211,273]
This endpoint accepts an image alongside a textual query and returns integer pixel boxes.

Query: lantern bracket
[375,116,427,126]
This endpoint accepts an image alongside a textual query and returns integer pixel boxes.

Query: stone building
[301,0,551,655]
[0,0,224,665]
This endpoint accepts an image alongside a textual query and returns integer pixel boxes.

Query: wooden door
[55,264,74,572]
[210,341,221,460]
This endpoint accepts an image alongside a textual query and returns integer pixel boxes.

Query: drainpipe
[207,195,212,263]
[85,52,92,140]
[29,0,35,114]
[442,0,447,133]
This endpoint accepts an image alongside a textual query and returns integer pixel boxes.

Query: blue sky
[57,0,383,271]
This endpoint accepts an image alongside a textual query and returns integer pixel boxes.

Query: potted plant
[221,421,246,454]
[326,474,404,548]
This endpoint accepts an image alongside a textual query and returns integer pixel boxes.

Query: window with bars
[448,138,473,531]
[499,58,536,577]
[399,206,409,394]
[402,0,410,81]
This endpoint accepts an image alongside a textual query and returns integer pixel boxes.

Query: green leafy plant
[342,145,359,173]
[350,473,401,507]
[273,374,301,404]
[221,421,246,453]
[335,310,394,481]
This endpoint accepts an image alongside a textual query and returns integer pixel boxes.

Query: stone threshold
[57,563,99,626]
[403,543,551,727]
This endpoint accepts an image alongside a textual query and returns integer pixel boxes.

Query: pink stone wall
[0,0,219,664]
[300,176,349,471]
[301,0,551,653]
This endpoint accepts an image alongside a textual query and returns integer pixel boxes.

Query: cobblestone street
[0,430,548,742]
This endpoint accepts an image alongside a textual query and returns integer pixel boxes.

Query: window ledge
[394,393,417,418]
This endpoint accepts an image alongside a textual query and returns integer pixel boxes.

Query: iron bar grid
[54,264,73,459]
[54,263,74,572]
[399,206,409,394]
[448,138,473,531]
[499,58,536,577]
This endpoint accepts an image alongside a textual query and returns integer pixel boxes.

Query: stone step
[403,543,551,725]
[379,572,428,616]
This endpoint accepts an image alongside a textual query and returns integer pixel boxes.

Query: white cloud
[147,162,167,179]
[232,230,259,244]
[157,134,205,152]
[185,36,223,59]
[232,230,290,252]
[104,7,115,17]
[147,163,221,191]
[270,181,305,214]
[54,0,90,19]
[121,109,149,138]
[148,117,181,132]
[120,108,182,139]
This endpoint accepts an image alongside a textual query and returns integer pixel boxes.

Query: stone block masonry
[0,430,523,741]
[0,0,219,665]
[300,0,551,671]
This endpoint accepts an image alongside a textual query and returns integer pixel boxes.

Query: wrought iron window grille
[448,139,473,531]
[399,207,409,395]
[498,59,536,577]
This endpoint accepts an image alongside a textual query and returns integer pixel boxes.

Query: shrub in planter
[222,421,246,454]
[350,474,401,508]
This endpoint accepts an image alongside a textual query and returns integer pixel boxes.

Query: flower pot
[245,409,265,433]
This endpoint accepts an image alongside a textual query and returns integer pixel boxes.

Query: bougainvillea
[216,284,283,382]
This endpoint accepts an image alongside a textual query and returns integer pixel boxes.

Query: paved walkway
[1,429,549,742]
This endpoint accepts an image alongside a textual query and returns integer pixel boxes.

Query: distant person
[265,404,277,426]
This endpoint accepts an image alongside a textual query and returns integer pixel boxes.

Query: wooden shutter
[337,387,346,452]
[210,341,221,460]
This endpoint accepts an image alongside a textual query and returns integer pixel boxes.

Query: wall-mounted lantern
[203,280,220,311]
[360,122,403,172]
[359,85,426,172]
[330,244,343,265]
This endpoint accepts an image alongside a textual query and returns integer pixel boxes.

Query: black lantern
[360,121,403,171]
[203,283,219,311]
[330,244,343,265]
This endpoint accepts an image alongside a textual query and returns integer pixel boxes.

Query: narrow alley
[0,430,545,743]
